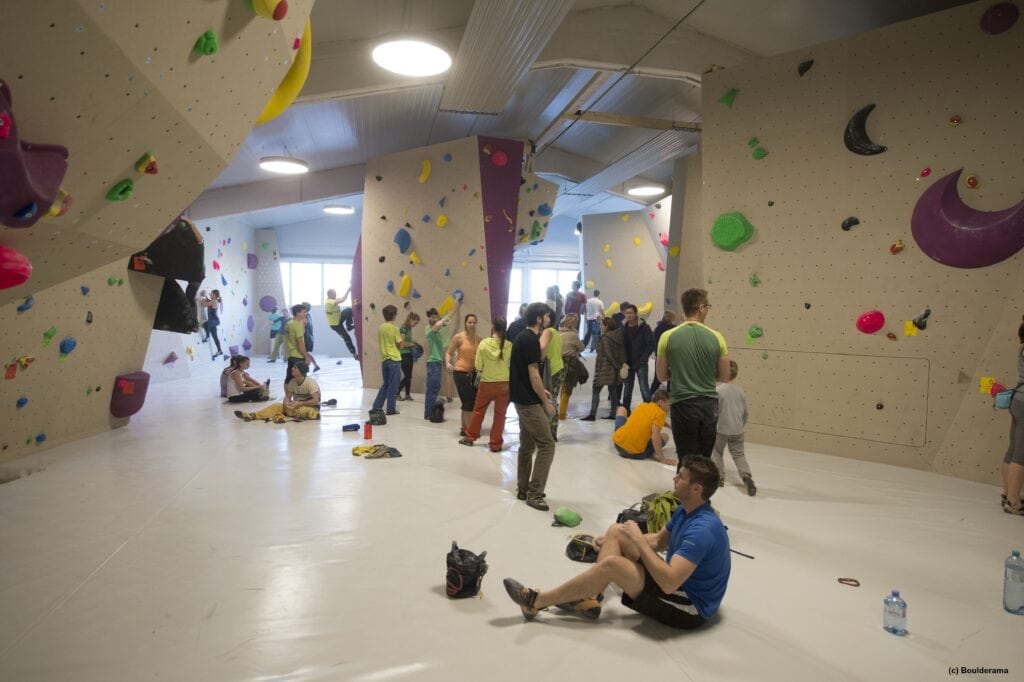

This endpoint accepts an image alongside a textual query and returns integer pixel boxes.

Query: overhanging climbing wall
[699,0,1024,484]
[359,136,523,391]
[581,202,670,324]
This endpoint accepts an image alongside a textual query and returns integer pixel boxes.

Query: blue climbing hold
[443,153,453,162]
[220,274,228,286]
[393,228,412,254]
[16,295,34,312]
[16,397,28,408]
[386,280,395,293]
[412,289,422,299]
[81,286,90,296]
[422,214,431,223]
[453,289,464,302]
[537,203,552,217]
[59,336,77,355]
[35,433,46,444]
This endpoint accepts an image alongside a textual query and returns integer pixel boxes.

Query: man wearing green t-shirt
[656,289,730,469]
[284,304,312,386]
[325,287,357,359]
[422,299,459,419]
[371,305,403,415]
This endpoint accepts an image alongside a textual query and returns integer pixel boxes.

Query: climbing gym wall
[1,0,314,459]
[250,229,285,357]
[699,0,1024,484]
[359,136,524,391]
[141,216,258,382]
[580,201,670,323]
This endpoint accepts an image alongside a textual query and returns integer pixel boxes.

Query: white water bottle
[883,589,907,635]
[1005,550,1024,615]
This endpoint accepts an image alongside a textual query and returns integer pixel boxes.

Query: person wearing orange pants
[460,318,510,452]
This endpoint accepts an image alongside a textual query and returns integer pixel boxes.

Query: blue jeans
[621,362,651,410]
[372,359,401,413]
[586,320,602,351]
[424,361,442,418]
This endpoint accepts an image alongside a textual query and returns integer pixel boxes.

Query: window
[279,262,291,305]
[289,262,323,306]
[323,264,353,304]
[506,266,524,321]
[280,261,354,309]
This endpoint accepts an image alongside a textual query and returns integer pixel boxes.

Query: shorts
[612,414,655,459]
[621,564,707,630]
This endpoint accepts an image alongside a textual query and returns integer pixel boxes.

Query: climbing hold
[411,289,421,299]
[419,160,432,184]
[856,310,885,334]
[247,253,259,269]
[258,295,277,312]
[246,315,255,333]
[620,214,630,222]
[105,179,134,202]
[444,268,451,277]
[80,285,90,296]
[749,275,761,287]
[768,201,774,207]
[16,295,34,312]
[844,104,887,156]
[438,296,454,316]
[386,280,394,293]
[422,214,431,223]
[86,311,93,324]
[394,228,412,254]
[242,339,252,351]
[453,289,464,302]
[797,59,814,76]
[605,301,620,316]
[711,212,754,251]
[980,2,1019,34]
[657,261,664,271]
[398,274,412,298]
[748,137,759,148]
[468,248,476,257]
[718,88,739,108]
[4,362,16,380]
[491,150,508,167]
[35,433,46,444]
[107,276,117,286]
[13,203,38,221]
[876,403,884,410]
[537,203,552,217]
[760,352,768,360]
[890,240,905,255]
[948,114,962,127]
[439,196,447,208]
[603,243,610,253]
[378,256,386,263]
[193,30,219,56]
[752,147,768,160]
[604,258,613,268]
[747,325,764,339]
[842,217,860,231]
[637,301,653,317]
[262,242,270,250]
[42,326,58,346]
[45,188,73,217]
[886,333,897,341]
[163,352,178,365]
[255,18,311,124]
[659,232,669,247]
[0,112,9,139]
[586,280,595,289]
[16,396,28,408]
[134,152,158,175]
[59,336,77,355]
[919,167,932,178]
[670,245,681,257]
[443,153,453,162]
[804,303,811,309]
[409,251,422,265]
[965,174,979,189]
[633,237,642,246]
[219,274,226,286]
[249,0,289,21]
[912,308,931,331]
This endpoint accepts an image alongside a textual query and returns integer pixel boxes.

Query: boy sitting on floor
[235,361,320,423]
[611,389,676,466]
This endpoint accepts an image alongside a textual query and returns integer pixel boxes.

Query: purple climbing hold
[242,338,252,351]
[259,295,277,312]
[247,253,259,269]
[163,352,178,365]
[228,345,239,356]
[247,315,255,332]
[980,2,1019,34]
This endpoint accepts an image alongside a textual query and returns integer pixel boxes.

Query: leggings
[452,370,478,413]
[399,354,414,397]
[203,320,221,353]
[228,388,266,403]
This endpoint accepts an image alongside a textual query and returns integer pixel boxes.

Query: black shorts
[621,564,707,630]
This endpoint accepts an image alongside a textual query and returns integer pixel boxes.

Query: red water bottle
[364,421,372,440]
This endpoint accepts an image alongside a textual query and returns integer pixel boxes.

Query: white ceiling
[200,0,971,234]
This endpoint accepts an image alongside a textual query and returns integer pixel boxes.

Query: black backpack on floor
[446,541,488,599]
[429,398,445,423]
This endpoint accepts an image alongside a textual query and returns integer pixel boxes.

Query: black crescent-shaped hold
[841,216,860,231]
[844,104,887,155]
[798,59,814,76]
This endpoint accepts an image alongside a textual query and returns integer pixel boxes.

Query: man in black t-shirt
[509,302,558,511]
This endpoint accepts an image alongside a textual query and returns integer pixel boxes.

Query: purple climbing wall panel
[477,137,524,321]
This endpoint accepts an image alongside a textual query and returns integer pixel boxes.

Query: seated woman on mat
[234,361,320,423]
[222,355,270,403]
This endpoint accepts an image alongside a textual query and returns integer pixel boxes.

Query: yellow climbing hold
[242,241,248,251]
[637,301,653,317]
[256,19,312,125]
[621,214,630,222]
[398,274,412,298]
[419,160,432,184]
[585,280,595,289]
[438,296,454,316]
[409,251,422,265]
[437,214,448,227]
[669,245,680,257]
[633,237,642,246]
[603,243,611,253]
[606,301,620,316]
[604,258,613,268]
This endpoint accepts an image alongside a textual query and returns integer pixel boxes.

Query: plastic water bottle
[1005,550,1024,615]
[883,589,907,635]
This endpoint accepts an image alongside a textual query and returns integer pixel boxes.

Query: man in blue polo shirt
[504,456,730,628]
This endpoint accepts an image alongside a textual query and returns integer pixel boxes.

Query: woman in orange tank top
[447,313,481,434]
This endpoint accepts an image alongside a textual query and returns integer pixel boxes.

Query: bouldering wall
[581,205,667,324]
[0,0,315,459]
[359,136,523,391]
[699,0,1024,484]
[249,229,286,357]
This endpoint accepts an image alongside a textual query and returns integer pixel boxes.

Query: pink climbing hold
[856,310,886,334]
[491,150,508,167]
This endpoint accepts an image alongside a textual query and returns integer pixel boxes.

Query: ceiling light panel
[439,0,575,115]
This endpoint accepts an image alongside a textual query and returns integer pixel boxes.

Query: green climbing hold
[752,147,769,160]
[117,278,125,286]
[262,242,270,250]
[749,274,761,287]
[86,387,94,395]
[711,212,754,251]
[718,88,739,108]
[747,137,759,148]
[105,178,134,202]
[748,325,764,339]
[193,30,219,56]
[761,352,768,360]
[42,326,58,347]
[107,276,117,286]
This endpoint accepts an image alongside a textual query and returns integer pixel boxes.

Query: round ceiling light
[323,205,355,215]
[259,156,309,175]
[372,39,452,77]
[627,184,666,197]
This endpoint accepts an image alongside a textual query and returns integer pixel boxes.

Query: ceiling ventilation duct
[439,0,575,115]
